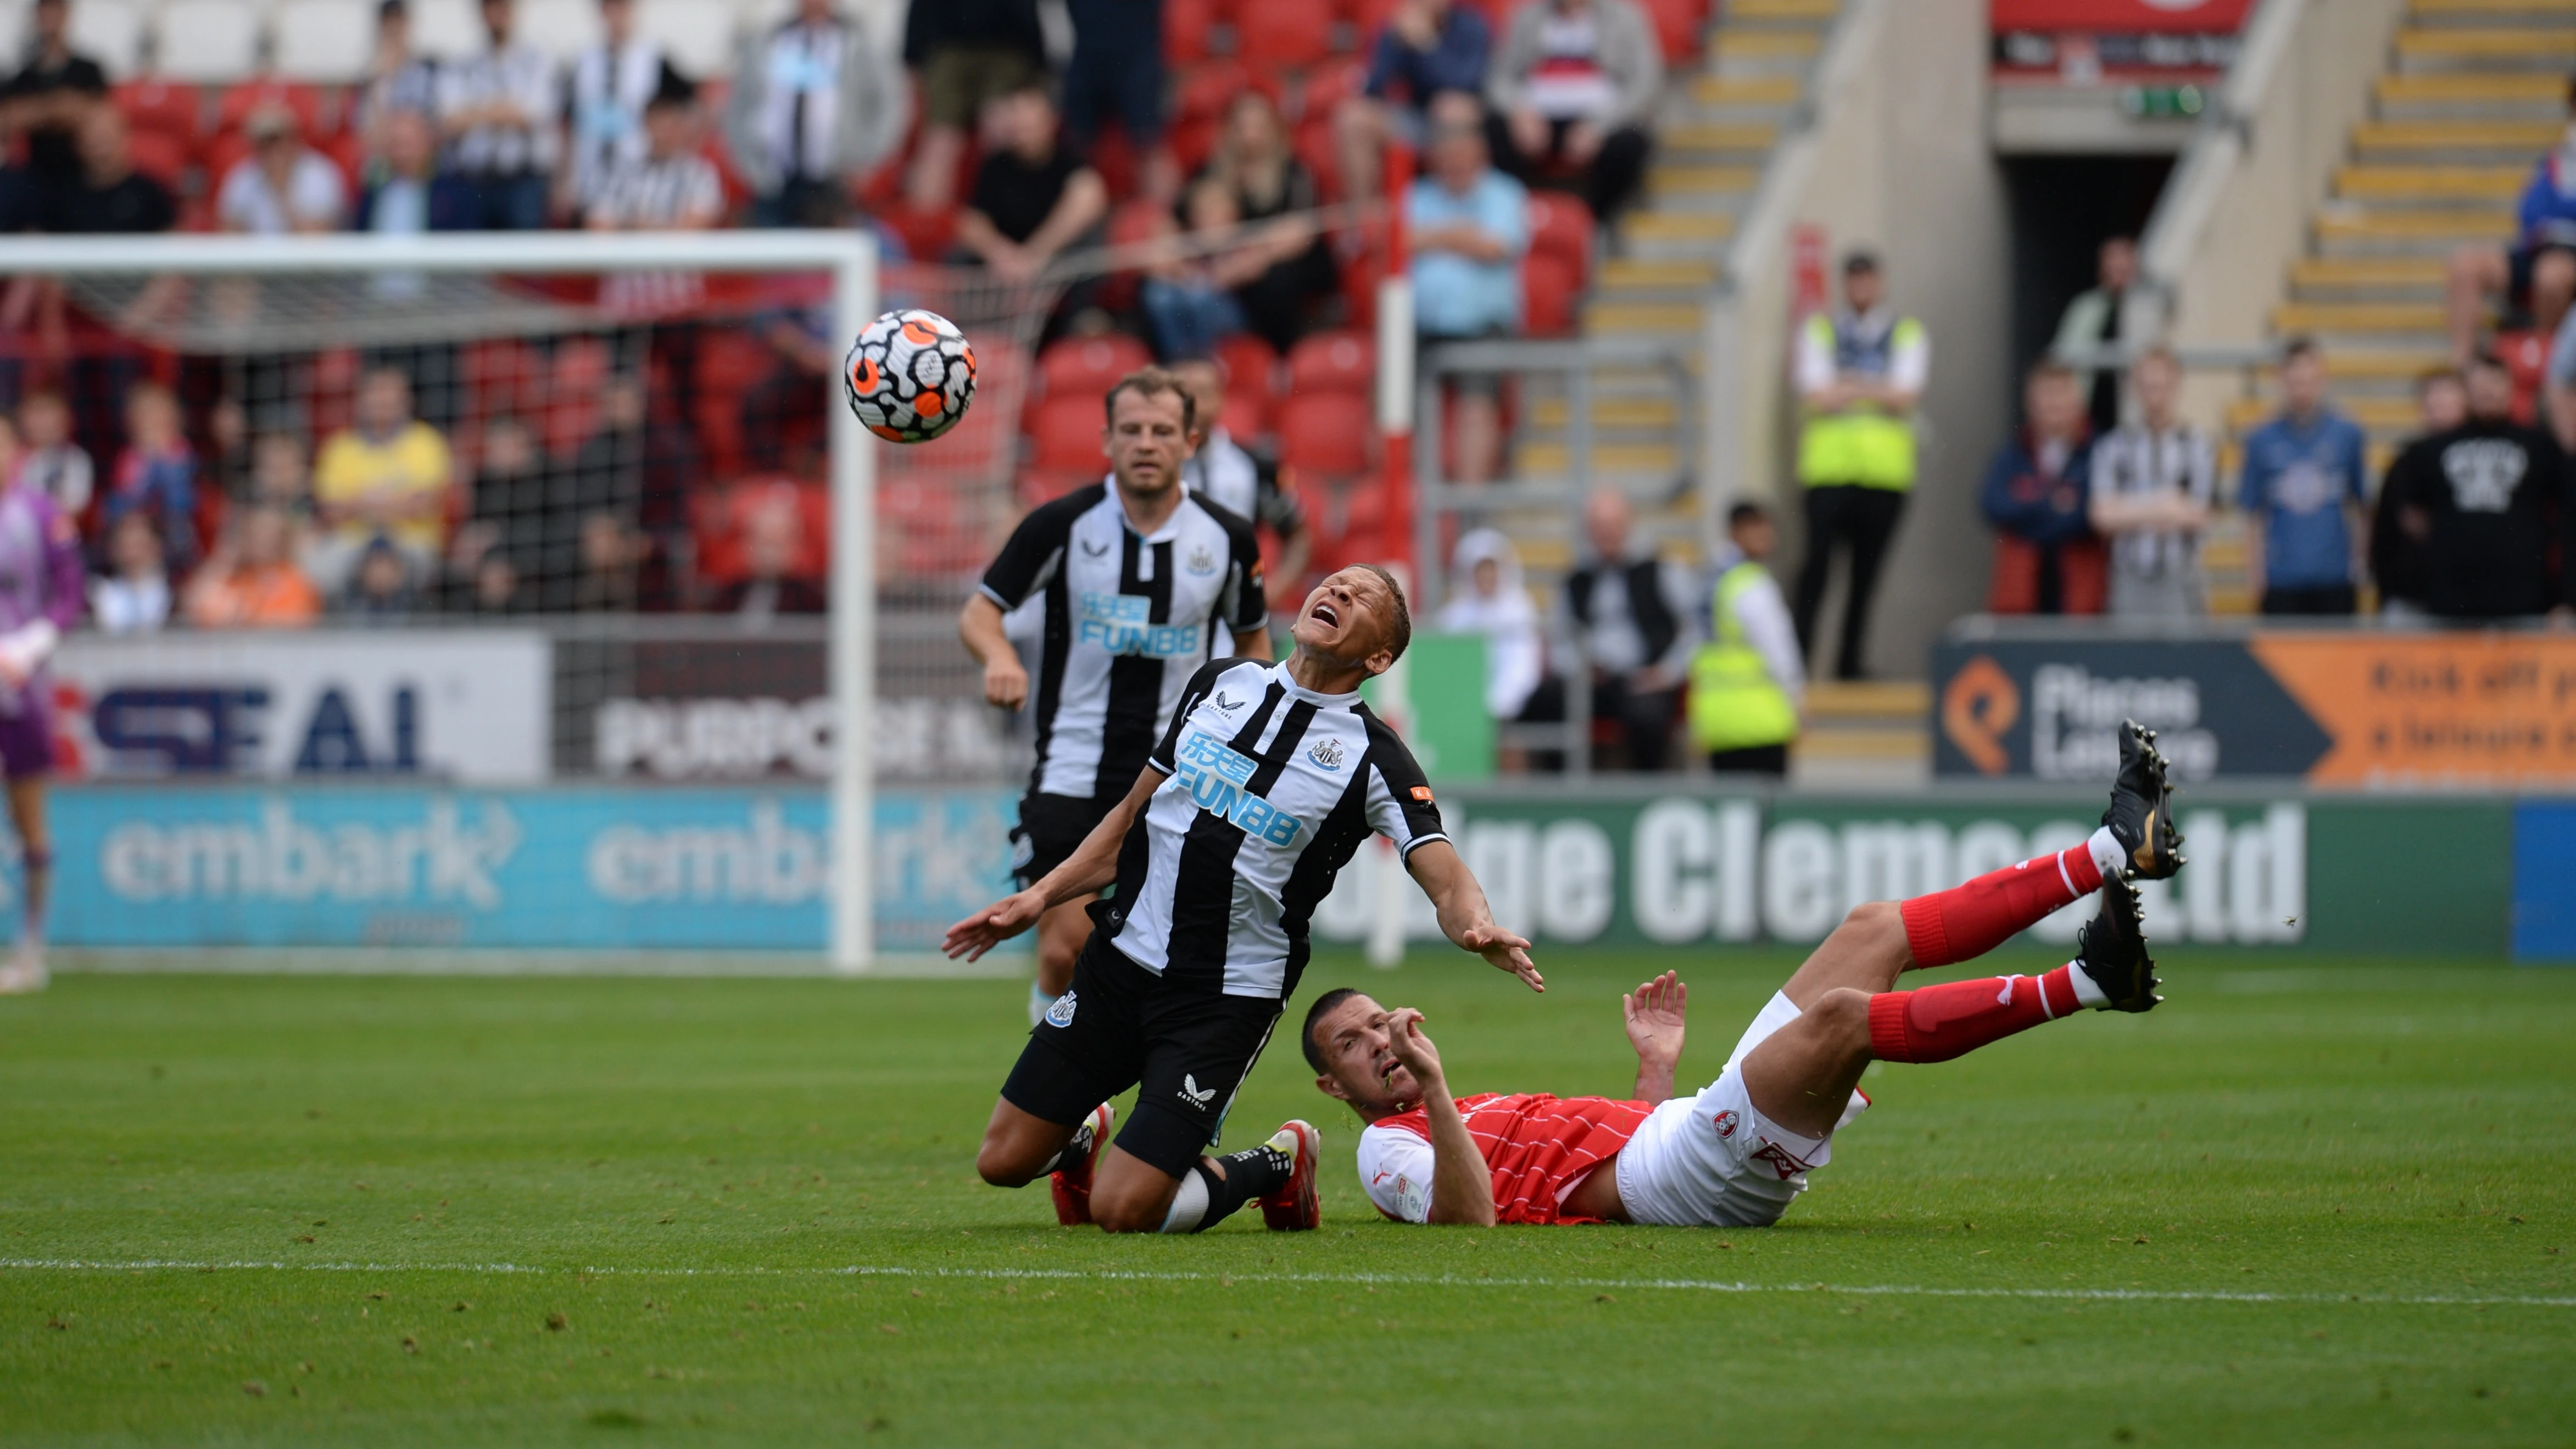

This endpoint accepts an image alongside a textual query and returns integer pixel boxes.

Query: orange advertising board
[2245,634,2576,788]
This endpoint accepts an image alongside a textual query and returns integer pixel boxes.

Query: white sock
[2086,826,2125,882]
[2066,957,2110,1009]
[1158,1168,1210,1233]
[1029,979,1053,1027]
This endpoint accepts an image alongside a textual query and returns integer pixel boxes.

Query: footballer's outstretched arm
[1384,1008,1496,1227]
[1403,839,1545,992]
[941,766,1164,960]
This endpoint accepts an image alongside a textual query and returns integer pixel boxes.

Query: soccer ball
[844,308,977,443]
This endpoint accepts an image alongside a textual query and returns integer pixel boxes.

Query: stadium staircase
[2207,0,2566,612]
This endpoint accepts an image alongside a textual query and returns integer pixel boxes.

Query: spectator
[246,430,314,521]
[50,107,175,234]
[2237,337,2369,615]
[564,0,666,220]
[91,510,170,634]
[1688,501,1802,777]
[2087,347,2213,618]
[2447,75,2576,365]
[901,0,1044,212]
[356,0,441,146]
[14,392,91,518]
[357,107,470,238]
[0,0,107,230]
[218,104,349,236]
[1139,180,1250,360]
[1564,486,1698,772]
[438,537,528,615]
[2544,286,2576,450]
[957,85,1109,286]
[1337,0,1491,205]
[1195,90,1337,355]
[335,536,420,622]
[102,381,198,573]
[463,412,547,582]
[2052,235,2144,439]
[311,367,452,592]
[2384,352,2576,622]
[1482,0,1660,224]
[708,491,822,618]
[1434,527,1552,771]
[1982,360,2103,616]
[1791,249,1925,677]
[1063,0,1176,203]
[2373,368,2467,621]
[728,0,905,226]
[183,504,321,628]
[590,69,724,331]
[436,0,563,230]
[1408,90,1528,486]
[1170,356,1309,605]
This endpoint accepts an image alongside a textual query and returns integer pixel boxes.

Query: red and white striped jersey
[1356,1093,1651,1225]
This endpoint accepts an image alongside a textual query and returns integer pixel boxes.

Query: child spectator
[90,510,170,633]
[1982,361,2103,616]
[2087,347,2213,618]
[311,367,453,592]
[1339,0,1492,204]
[1407,91,1529,485]
[217,103,349,235]
[14,392,91,518]
[185,504,322,628]
[335,536,420,622]
[1435,527,1555,773]
[103,381,198,573]
[1483,0,1660,223]
[2237,337,2369,615]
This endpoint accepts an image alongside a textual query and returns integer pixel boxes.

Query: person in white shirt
[1434,528,1555,772]
[722,0,905,228]
[1482,0,1660,222]
[563,0,665,220]
[91,509,170,634]
[2087,347,2213,618]
[13,392,90,519]
[589,70,724,327]
[216,104,347,235]
[436,0,562,230]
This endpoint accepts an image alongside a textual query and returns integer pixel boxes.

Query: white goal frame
[0,231,884,972]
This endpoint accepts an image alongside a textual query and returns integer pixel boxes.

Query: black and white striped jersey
[1098,658,1449,1001]
[980,481,1267,801]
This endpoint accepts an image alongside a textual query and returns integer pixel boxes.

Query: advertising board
[52,631,551,784]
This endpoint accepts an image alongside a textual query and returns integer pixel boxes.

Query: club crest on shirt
[1185,544,1218,576]
[1712,1109,1739,1139]
[1307,738,1345,771]
[1044,990,1078,1028]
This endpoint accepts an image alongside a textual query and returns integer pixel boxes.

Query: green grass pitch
[3,946,2571,1446]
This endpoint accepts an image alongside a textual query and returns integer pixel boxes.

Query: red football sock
[1868,967,2084,1063]
[1898,845,2103,967]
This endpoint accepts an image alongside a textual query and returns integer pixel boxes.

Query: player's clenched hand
[1458,924,1543,993]
[1622,971,1687,1068]
[941,889,1045,961]
[1384,1007,1444,1088]
[983,655,1030,710]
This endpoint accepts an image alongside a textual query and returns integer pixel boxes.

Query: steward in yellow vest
[1791,250,1928,682]
[1689,503,1804,776]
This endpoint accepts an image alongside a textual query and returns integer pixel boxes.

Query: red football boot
[1050,1103,1114,1226]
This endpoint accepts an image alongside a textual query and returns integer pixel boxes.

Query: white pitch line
[3,1258,2569,1309]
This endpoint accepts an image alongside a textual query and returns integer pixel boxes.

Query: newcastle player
[944,565,1543,1234]
[962,369,1274,1025]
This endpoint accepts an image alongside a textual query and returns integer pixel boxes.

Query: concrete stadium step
[2289,255,2447,300]
[1690,74,1804,109]
[1725,0,1841,24]
[2271,300,2447,333]
[2374,71,2568,118]
[1661,121,1783,159]
[2394,26,2576,69]
[1710,29,1824,75]
[2334,163,2528,204]
[2226,394,2424,434]
[1515,440,1683,477]
[1583,300,1706,337]
[2351,119,2561,159]
[1803,679,1927,726]
[1620,210,1737,259]
[2315,207,2514,254]
[2407,0,2576,23]
[1526,395,1682,432]
[1596,257,1719,297]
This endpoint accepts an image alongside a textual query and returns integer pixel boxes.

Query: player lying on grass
[944,565,1545,1235]
[1302,723,2183,1227]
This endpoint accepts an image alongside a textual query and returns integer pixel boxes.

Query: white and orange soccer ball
[844,308,977,443]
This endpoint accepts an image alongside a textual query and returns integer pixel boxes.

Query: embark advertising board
[52,631,551,784]
[1932,631,2576,789]
[1310,792,2522,959]
[38,785,1019,954]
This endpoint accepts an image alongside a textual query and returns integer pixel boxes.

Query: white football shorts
[1613,990,1867,1229]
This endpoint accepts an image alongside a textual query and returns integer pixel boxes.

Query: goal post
[0,230,885,972]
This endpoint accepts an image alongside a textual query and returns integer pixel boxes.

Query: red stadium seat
[1277,392,1374,477]
[1525,192,1594,282]
[1029,393,1109,475]
[1036,333,1155,400]
[203,131,253,190]
[1300,60,1368,121]
[126,129,188,190]
[1522,252,1579,337]
[215,80,332,138]
[1239,1,1332,67]
[1287,329,1375,395]
[1635,0,1707,62]
[1175,62,1279,130]
[114,79,202,147]
[1166,0,1216,65]
[1215,331,1281,394]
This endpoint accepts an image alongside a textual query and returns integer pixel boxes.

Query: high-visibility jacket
[1796,311,1925,490]
[1688,561,1798,752]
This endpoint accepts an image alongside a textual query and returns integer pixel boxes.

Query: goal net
[0,231,1073,970]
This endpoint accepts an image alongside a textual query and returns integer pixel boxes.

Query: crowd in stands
[0,0,1694,631]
